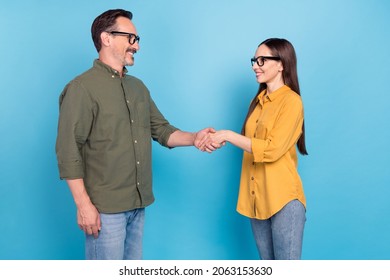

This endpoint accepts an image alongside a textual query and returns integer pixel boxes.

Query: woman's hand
[209,130,229,146]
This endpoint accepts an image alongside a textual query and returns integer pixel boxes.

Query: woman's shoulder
[281,86,302,104]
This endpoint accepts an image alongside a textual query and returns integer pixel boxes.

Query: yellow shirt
[237,85,306,219]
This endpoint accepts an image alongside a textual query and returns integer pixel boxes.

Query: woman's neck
[266,77,285,94]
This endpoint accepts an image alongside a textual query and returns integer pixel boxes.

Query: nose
[133,41,140,51]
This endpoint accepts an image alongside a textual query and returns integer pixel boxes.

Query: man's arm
[167,127,220,152]
[66,179,101,238]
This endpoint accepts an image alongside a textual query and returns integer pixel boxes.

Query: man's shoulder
[65,64,110,95]
[59,65,99,100]
[72,65,99,83]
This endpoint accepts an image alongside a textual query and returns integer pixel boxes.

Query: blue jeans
[250,200,306,260]
[85,208,145,260]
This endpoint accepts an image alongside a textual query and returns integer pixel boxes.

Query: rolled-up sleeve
[149,97,178,147]
[55,80,94,179]
[252,96,303,163]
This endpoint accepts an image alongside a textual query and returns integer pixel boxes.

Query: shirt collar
[257,85,291,103]
[93,59,128,77]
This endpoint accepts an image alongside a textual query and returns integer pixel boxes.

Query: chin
[125,57,135,66]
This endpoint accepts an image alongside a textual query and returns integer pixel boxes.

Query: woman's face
[252,44,284,85]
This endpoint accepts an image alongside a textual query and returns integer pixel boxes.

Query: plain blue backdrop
[0,0,389,260]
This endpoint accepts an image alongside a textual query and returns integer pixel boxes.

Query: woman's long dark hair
[242,38,308,155]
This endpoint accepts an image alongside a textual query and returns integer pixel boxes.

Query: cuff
[58,162,84,179]
[251,137,265,163]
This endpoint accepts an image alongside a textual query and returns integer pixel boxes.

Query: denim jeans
[250,200,306,260]
[85,208,145,260]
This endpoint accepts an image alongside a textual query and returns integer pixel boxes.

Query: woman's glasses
[251,56,280,67]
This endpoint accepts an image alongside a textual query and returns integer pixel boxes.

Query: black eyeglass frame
[109,31,140,45]
[251,56,281,67]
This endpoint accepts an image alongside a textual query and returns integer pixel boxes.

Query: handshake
[194,127,229,153]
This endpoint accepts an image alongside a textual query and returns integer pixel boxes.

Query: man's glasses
[109,31,140,45]
[251,56,281,67]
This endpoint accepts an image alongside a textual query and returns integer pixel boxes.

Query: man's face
[109,17,140,67]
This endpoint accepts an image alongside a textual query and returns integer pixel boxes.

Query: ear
[100,31,111,47]
[278,62,284,72]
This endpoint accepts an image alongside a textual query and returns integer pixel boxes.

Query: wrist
[223,130,231,142]
[192,132,197,146]
[74,191,92,208]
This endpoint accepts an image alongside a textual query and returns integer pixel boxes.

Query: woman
[208,38,308,259]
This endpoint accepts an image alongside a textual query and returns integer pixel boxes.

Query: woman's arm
[210,130,252,153]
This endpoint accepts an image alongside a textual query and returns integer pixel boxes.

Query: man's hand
[67,179,101,239]
[76,201,101,239]
[194,127,224,153]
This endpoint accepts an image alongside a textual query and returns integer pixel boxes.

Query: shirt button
[137,182,140,186]
[251,176,254,180]
[134,140,138,144]
[126,100,130,103]
[131,119,134,123]
[251,191,255,195]
[111,75,115,78]
[137,161,140,165]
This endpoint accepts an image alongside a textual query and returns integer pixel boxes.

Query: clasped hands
[194,128,228,153]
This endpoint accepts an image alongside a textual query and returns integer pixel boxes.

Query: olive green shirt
[56,60,178,213]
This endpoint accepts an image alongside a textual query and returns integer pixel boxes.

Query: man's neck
[98,54,124,76]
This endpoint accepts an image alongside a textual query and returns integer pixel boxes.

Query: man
[56,9,216,260]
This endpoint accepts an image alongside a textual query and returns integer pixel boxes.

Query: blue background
[0,0,389,260]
